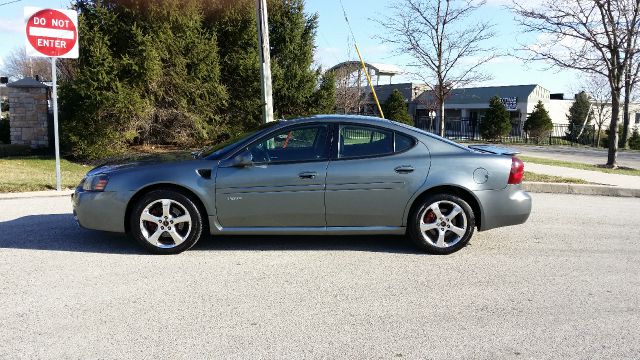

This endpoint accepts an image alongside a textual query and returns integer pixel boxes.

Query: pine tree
[310,71,337,114]
[213,0,335,130]
[61,0,334,160]
[524,101,553,144]
[567,91,592,141]
[382,89,412,125]
[479,96,511,140]
[61,0,228,160]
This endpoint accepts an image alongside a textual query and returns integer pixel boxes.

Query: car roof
[281,114,394,126]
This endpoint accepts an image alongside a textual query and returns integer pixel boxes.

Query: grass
[0,156,89,193]
[519,155,640,177]
[523,171,589,184]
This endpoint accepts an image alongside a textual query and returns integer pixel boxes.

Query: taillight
[508,156,524,184]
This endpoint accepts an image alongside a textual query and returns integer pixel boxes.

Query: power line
[0,0,22,7]
[338,0,357,44]
[337,0,385,118]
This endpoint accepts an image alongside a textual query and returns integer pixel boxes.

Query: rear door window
[339,125,394,158]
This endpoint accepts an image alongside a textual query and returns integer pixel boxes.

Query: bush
[629,127,640,150]
[524,101,553,144]
[479,96,511,140]
[0,144,31,157]
[0,118,9,144]
[382,89,413,125]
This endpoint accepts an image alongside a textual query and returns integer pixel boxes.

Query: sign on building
[500,97,517,111]
[24,7,79,59]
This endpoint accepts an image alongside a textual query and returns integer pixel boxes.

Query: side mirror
[231,150,253,167]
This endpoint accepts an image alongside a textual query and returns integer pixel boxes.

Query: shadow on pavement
[0,213,141,254]
[0,213,422,255]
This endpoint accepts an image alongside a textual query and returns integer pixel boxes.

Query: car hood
[86,152,195,176]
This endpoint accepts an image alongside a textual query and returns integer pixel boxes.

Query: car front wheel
[130,190,204,254]
[409,194,475,254]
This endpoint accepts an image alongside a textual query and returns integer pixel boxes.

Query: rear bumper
[71,189,131,233]
[474,185,532,231]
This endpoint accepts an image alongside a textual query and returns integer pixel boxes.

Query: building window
[635,113,640,124]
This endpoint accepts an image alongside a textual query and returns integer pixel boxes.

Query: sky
[0,0,583,94]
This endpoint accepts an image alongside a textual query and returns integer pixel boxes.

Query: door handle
[298,171,318,179]
[394,165,415,174]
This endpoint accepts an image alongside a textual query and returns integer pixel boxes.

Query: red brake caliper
[424,210,436,224]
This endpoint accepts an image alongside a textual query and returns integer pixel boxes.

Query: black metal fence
[414,117,598,147]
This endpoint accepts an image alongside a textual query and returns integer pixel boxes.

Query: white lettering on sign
[36,39,67,48]
[51,19,70,28]
[33,17,46,25]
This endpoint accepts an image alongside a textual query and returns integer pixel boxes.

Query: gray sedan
[72,115,531,254]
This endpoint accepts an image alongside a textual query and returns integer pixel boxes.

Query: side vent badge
[196,169,212,180]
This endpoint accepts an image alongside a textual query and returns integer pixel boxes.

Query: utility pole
[256,0,274,123]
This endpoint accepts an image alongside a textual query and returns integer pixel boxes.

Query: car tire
[409,193,475,255]
[130,189,204,254]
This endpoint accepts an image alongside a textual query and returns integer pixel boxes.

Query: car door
[325,123,430,227]
[215,124,330,228]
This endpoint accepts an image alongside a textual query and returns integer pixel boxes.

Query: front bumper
[71,188,132,233]
[474,184,532,231]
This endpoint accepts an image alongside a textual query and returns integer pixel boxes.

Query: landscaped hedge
[0,118,9,144]
[0,144,31,157]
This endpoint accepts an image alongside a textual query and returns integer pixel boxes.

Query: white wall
[548,100,573,125]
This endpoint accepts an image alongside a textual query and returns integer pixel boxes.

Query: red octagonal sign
[25,7,79,58]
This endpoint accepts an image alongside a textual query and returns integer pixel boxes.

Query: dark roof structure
[6,77,48,88]
[415,84,544,104]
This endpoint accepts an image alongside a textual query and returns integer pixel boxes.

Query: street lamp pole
[429,110,436,133]
[256,0,274,123]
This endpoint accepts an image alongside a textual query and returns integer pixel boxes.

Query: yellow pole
[355,44,384,118]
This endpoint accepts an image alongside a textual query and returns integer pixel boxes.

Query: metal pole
[51,58,61,191]
[256,0,274,123]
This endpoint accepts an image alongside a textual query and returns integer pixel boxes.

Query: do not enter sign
[24,7,79,58]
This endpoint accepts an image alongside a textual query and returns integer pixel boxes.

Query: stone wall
[8,82,49,148]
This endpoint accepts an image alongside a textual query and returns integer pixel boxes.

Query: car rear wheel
[130,190,204,254]
[409,194,475,254]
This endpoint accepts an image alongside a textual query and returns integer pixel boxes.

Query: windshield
[200,121,281,160]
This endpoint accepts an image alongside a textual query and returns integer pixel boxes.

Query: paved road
[507,145,640,169]
[1,194,639,359]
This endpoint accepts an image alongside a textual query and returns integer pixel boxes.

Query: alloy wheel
[418,200,468,248]
[139,199,192,248]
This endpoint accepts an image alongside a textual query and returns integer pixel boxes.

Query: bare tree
[1,47,51,80]
[375,0,497,137]
[331,63,366,115]
[511,0,640,168]
[577,74,612,147]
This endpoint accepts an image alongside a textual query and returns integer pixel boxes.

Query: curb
[0,189,74,199]
[523,182,640,198]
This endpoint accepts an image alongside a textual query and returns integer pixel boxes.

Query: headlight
[81,174,109,192]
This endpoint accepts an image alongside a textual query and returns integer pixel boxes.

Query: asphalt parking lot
[1,193,639,359]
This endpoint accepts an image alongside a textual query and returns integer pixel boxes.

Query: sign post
[24,7,79,191]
